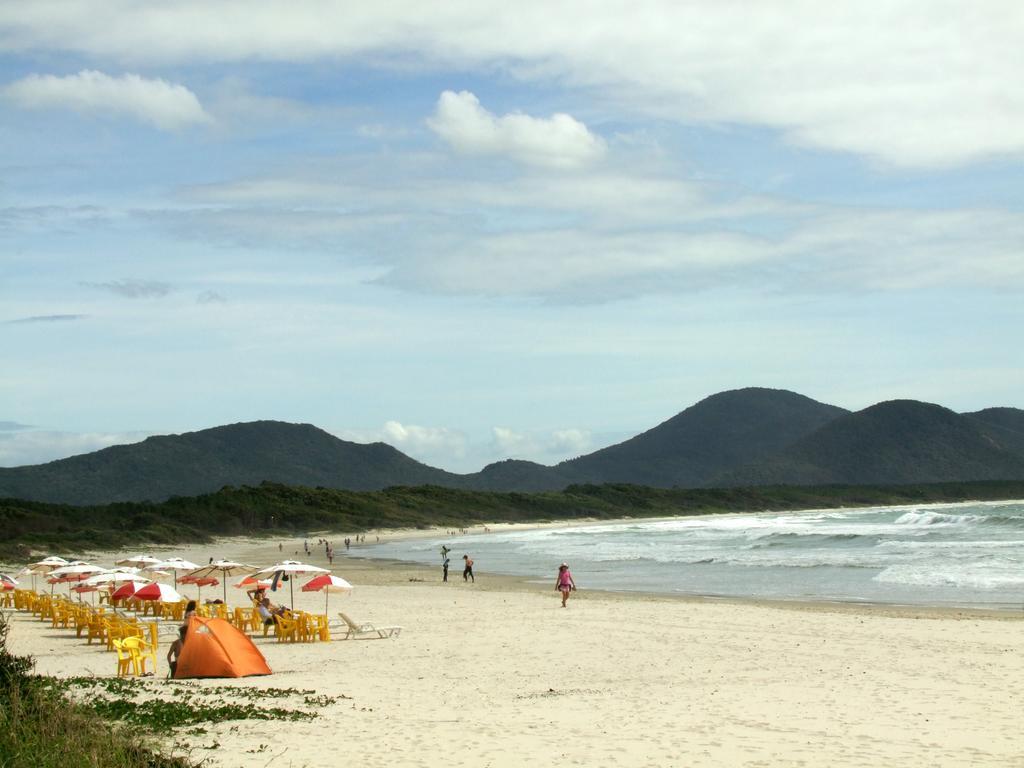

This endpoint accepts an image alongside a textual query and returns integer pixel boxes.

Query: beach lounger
[336,612,402,640]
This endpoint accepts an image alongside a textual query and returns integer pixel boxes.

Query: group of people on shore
[439,545,475,583]
[438,545,576,605]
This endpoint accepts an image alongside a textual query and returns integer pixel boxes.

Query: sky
[1,2,1022,473]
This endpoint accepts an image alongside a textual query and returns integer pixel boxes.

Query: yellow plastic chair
[312,614,330,642]
[122,636,158,676]
[112,639,137,676]
[73,606,91,637]
[87,612,106,645]
[275,614,299,643]
[245,607,261,633]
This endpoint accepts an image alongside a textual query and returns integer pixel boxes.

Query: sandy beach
[4,532,1023,768]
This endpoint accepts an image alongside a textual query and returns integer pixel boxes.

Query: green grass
[0,614,192,768]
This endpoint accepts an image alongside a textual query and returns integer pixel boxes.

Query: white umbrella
[49,563,105,579]
[22,556,71,591]
[301,573,353,613]
[253,561,330,609]
[147,558,199,588]
[80,569,146,587]
[184,560,258,604]
[114,555,163,568]
[48,563,105,595]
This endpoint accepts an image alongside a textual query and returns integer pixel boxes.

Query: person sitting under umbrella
[257,596,287,627]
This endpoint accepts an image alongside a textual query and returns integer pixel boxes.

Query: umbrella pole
[223,576,228,605]
[290,578,294,610]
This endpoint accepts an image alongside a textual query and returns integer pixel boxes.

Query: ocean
[361,500,1024,609]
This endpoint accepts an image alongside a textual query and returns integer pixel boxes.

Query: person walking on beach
[442,555,450,582]
[462,554,474,583]
[555,563,576,607]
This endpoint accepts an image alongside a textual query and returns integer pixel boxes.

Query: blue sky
[1,2,1022,472]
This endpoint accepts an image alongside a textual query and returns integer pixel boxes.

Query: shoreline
[8,504,1024,620]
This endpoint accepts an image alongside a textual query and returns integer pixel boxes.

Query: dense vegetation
[0,614,192,768]
[4,479,1024,561]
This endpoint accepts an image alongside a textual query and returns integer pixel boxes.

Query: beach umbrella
[0,574,18,591]
[184,561,258,604]
[49,563,105,580]
[253,561,330,609]
[301,573,353,613]
[71,581,101,603]
[48,563,105,596]
[23,556,69,574]
[23,557,72,592]
[80,569,143,587]
[114,555,163,568]
[233,576,272,606]
[179,574,219,603]
[132,582,185,603]
[147,558,199,588]
[110,580,152,602]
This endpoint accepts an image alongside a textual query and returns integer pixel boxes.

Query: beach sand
[4,532,1023,767]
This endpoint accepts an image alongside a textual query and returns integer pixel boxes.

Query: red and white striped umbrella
[301,573,353,613]
[253,561,329,609]
[132,582,185,603]
[1,574,18,591]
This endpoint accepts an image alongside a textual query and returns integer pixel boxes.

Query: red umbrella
[179,574,219,603]
[235,576,272,590]
[133,582,184,603]
[301,574,353,613]
[111,580,151,601]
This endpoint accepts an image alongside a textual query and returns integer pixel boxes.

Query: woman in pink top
[555,563,576,607]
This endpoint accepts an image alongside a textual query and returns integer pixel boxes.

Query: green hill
[0,421,461,505]
[963,407,1024,457]
[3,390,1024,505]
[551,387,848,487]
[718,400,1024,486]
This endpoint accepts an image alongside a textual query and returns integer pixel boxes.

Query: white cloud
[0,430,150,467]
[334,421,468,468]
[381,420,467,458]
[1,3,1022,166]
[490,426,594,462]
[428,90,605,168]
[3,70,210,130]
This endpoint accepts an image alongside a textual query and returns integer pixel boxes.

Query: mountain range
[2,387,1023,505]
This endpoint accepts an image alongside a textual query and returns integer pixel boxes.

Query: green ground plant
[0,614,192,768]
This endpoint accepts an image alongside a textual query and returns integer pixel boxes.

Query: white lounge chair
[336,611,402,640]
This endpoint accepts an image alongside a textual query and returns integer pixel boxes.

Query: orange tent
[174,616,271,679]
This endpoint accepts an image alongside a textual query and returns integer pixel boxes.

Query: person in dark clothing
[442,556,450,582]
